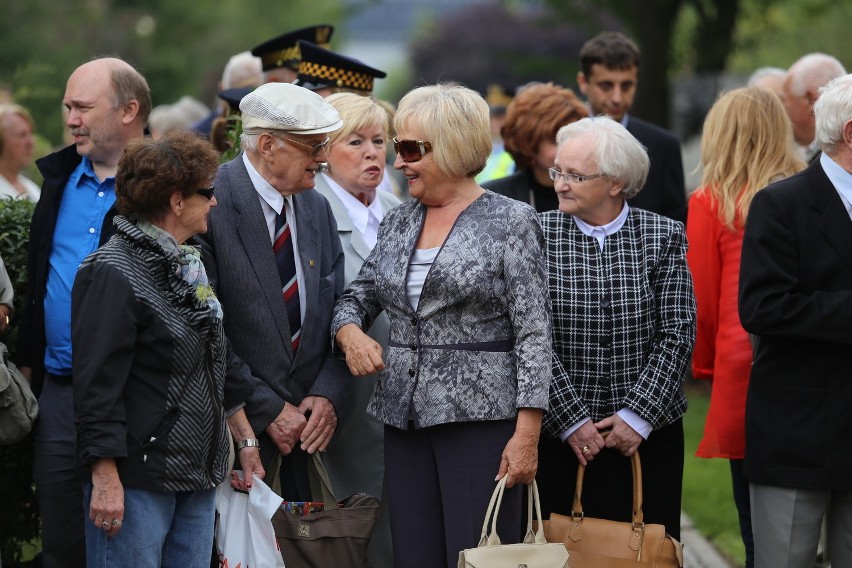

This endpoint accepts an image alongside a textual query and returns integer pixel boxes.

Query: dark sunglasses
[393,137,433,162]
[196,186,215,199]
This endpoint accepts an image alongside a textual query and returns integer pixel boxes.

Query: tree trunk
[623,0,685,129]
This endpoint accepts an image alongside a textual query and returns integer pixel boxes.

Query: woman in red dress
[686,86,804,568]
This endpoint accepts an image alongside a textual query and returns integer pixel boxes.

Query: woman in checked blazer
[331,83,552,568]
[536,116,696,540]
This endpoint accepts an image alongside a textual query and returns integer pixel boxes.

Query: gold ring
[581,445,590,454]
[101,521,110,528]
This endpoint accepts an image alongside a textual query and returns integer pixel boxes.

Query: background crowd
[0,12,850,568]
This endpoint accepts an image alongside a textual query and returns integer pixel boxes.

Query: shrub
[0,197,40,566]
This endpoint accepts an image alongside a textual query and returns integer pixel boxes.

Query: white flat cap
[240,83,343,135]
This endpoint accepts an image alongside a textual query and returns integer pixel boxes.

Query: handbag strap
[307,452,339,510]
[571,432,644,526]
[479,478,548,547]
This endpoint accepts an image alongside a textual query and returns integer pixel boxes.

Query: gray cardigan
[332,191,552,429]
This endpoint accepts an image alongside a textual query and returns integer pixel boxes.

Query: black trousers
[33,376,85,568]
[536,418,684,540]
[384,420,521,568]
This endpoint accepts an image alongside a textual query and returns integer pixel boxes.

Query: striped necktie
[274,203,301,351]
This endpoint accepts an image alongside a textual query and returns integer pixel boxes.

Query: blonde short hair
[0,103,35,155]
[393,83,491,179]
[325,93,389,144]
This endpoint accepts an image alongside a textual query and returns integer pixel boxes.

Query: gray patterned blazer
[332,191,552,430]
[539,208,696,439]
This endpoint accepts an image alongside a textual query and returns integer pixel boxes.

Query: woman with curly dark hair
[483,82,588,212]
[72,130,263,568]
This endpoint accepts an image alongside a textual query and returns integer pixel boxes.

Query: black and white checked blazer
[538,207,695,439]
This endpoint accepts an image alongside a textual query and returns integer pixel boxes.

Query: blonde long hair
[699,87,805,229]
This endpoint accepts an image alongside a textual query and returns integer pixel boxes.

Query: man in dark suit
[199,83,349,500]
[576,31,686,223]
[739,73,852,568]
[18,57,151,568]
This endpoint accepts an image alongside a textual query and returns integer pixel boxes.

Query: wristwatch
[235,438,260,451]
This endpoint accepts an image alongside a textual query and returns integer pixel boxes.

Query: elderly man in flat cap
[199,83,349,499]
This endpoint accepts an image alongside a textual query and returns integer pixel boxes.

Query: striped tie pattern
[274,204,301,351]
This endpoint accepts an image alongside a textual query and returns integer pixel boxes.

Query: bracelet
[235,438,260,451]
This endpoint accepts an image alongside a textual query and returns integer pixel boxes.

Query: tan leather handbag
[542,446,684,567]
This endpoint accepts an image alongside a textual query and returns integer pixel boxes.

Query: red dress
[686,189,753,459]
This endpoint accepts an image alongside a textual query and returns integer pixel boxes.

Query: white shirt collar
[572,202,630,251]
[820,153,852,219]
[242,152,291,215]
[321,173,386,233]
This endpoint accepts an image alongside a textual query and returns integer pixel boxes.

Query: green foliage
[0,198,39,567]
[0,0,344,147]
[219,116,243,164]
[729,0,852,72]
[683,381,746,567]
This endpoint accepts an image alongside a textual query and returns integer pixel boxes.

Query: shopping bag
[272,453,379,567]
[215,474,286,568]
[0,341,38,445]
[458,477,569,568]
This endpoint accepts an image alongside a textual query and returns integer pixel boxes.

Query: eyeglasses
[393,137,433,162]
[196,186,215,199]
[274,134,331,157]
[548,168,608,184]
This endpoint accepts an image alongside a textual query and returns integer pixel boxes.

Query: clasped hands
[266,396,338,457]
[567,413,643,466]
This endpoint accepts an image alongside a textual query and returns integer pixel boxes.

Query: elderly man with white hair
[739,73,852,568]
[199,83,349,500]
[782,53,847,161]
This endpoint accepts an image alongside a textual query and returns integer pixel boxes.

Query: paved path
[681,512,735,567]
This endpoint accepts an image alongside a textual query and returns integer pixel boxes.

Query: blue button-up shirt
[43,157,116,375]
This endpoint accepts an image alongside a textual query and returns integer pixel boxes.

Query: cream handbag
[458,477,569,568]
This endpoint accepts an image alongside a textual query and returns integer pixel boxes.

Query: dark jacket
[626,117,687,224]
[739,159,852,489]
[482,169,559,213]
[18,145,118,395]
[72,217,230,492]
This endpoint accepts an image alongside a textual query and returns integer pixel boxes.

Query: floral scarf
[137,219,223,320]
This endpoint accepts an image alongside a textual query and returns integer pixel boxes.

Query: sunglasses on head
[196,186,215,199]
[393,137,433,162]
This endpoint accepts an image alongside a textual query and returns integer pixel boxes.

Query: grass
[682,379,746,567]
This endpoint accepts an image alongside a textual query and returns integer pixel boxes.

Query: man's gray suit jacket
[199,156,349,437]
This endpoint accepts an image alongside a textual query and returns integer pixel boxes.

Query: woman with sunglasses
[71,131,263,568]
[332,83,552,567]
[312,92,400,567]
[535,116,695,542]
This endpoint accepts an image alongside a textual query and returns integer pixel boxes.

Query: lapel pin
[309,259,315,267]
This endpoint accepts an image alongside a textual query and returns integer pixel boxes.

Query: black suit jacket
[739,159,852,489]
[18,145,118,395]
[625,116,687,223]
[482,169,559,213]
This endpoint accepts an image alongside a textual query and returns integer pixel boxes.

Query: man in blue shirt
[18,57,151,568]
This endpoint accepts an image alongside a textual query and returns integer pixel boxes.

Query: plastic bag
[216,474,286,568]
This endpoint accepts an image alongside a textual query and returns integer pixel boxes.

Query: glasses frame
[548,167,608,184]
[273,134,331,157]
[392,137,433,162]
[196,185,215,199]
